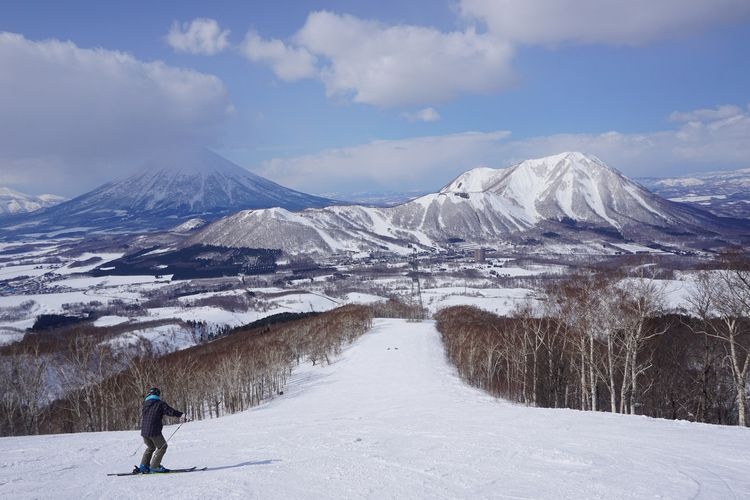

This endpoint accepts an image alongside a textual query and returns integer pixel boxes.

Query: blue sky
[1,0,750,197]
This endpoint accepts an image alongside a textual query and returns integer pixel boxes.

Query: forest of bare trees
[3,257,748,437]
[0,305,372,436]
[437,264,750,426]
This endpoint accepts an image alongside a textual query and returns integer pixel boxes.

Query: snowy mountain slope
[192,152,737,255]
[0,187,66,216]
[0,149,335,236]
[66,149,333,215]
[639,167,750,218]
[1,319,748,499]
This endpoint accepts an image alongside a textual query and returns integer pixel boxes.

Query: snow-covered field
[422,286,535,315]
[102,323,198,353]
[1,319,748,499]
[144,290,343,328]
[0,240,562,348]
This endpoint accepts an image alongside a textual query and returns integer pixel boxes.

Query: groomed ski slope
[2,319,750,499]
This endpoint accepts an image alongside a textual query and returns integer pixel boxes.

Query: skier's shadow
[206,460,281,472]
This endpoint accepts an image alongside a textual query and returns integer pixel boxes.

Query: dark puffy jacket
[141,397,183,437]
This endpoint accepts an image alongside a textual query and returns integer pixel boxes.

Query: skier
[138,387,189,473]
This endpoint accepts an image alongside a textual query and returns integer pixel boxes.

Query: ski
[107,466,206,476]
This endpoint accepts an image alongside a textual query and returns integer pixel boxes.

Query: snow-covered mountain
[70,149,334,215]
[192,152,739,255]
[2,319,748,498]
[0,187,66,216]
[0,149,335,236]
[639,167,750,218]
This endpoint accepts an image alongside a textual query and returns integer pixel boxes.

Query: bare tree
[618,275,667,415]
[688,270,750,426]
[0,355,20,435]
[56,336,118,431]
[11,342,49,435]
[5,305,373,435]
[554,273,606,411]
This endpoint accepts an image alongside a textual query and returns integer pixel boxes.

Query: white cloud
[668,104,744,123]
[0,32,232,195]
[166,18,230,55]
[257,104,750,194]
[403,108,441,123]
[459,0,750,45]
[239,4,750,108]
[240,32,318,81]
[241,11,514,108]
[258,131,511,192]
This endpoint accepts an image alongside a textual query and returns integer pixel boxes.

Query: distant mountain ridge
[191,152,744,255]
[638,167,750,218]
[0,149,335,237]
[0,187,66,216]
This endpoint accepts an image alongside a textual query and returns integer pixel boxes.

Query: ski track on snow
[1,319,749,499]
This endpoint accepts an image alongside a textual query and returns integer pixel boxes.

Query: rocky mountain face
[639,167,750,219]
[0,149,335,237]
[0,187,66,216]
[192,152,745,255]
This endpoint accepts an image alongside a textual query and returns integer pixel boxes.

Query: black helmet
[147,387,161,397]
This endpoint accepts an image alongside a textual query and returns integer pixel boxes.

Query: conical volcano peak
[128,148,256,178]
[2,149,335,235]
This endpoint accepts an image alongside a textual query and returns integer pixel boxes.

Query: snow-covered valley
[1,150,748,499]
[0,237,554,350]
[640,167,750,219]
[1,319,748,499]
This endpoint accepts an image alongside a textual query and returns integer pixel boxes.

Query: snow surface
[0,263,58,279]
[93,315,131,327]
[422,286,534,316]
[140,292,343,330]
[104,324,197,354]
[609,242,667,254]
[56,252,125,274]
[0,275,174,315]
[341,292,385,305]
[2,319,748,499]
[0,328,25,346]
[669,195,727,203]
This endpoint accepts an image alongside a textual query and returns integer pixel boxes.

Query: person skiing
[138,387,189,473]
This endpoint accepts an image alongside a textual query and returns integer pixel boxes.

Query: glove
[180,415,190,423]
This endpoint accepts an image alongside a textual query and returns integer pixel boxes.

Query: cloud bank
[241,11,514,108]
[0,32,232,195]
[459,0,750,45]
[239,3,750,108]
[257,104,750,195]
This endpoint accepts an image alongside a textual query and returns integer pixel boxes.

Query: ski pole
[165,421,184,445]
[130,422,183,457]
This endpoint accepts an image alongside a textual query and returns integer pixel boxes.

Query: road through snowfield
[2,319,750,499]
